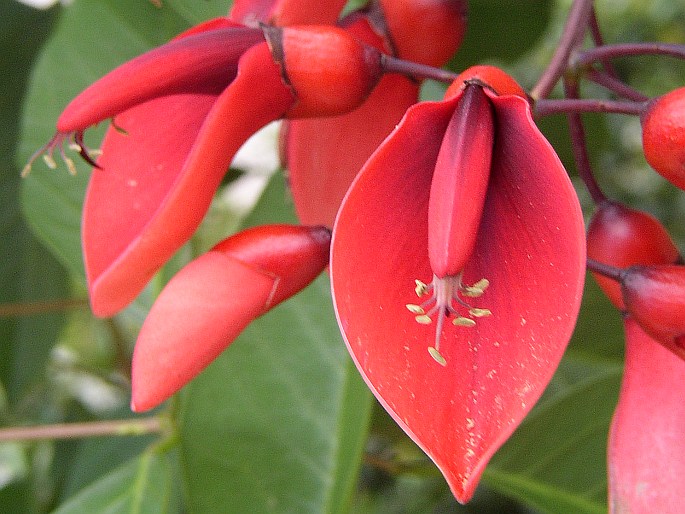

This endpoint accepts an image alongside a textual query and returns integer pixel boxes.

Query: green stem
[0,417,162,442]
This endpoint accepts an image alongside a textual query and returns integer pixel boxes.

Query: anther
[407,274,492,365]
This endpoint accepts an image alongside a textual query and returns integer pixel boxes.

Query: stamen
[22,131,101,177]
[407,273,492,365]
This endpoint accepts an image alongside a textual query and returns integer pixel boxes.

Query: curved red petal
[84,43,294,316]
[331,95,585,502]
[608,319,685,514]
[285,74,419,226]
[57,27,264,132]
[130,251,276,412]
[229,0,346,26]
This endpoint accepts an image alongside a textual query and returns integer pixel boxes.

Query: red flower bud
[586,201,680,309]
[642,87,685,190]
[621,265,685,359]
[378,0,467,67]
[131,224,330,412]
[264,25,383,117]
[446,65,528,100]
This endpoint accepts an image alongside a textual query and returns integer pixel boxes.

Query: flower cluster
[25,0,685,509]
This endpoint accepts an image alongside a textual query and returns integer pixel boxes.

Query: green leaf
[178,174,373,513]
[51,451,173,514]
[483,369,621,514]
[19,0,192,278]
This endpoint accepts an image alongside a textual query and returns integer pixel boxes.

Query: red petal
[84,43,294,316]
[608,319,685,514]
[331,95,585,502]
[229,0,346,26]
[284,74,419,226]
[56,27,264,132]
[130,251,276,412]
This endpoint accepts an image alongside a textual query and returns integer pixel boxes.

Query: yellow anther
[64,157,77,176]
[43,154,57,169]
[453,317,476,327]
[462,278,490,297]
[21,164,32,178]
[68,143,81,152]
[428,347,447,366]
[415,315,432,325]
[406,304,425,315]
[414,279,429,297]
[469,308,492,318]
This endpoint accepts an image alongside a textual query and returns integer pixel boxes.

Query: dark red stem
[535,97,647,117]
[587,258,625,282]
[575,43,685,68]
[380,54,458,84]
[563,77,607,204]
[588,6,619,78]
[585,69,649,102]
[530,0,594,100]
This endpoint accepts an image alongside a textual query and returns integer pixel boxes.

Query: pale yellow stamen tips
[462,278,490,297]
[415,279,429,297]
[43,154,57,169]
[406,304,425,314]
[407,274,492,365]
[428,347,447,366]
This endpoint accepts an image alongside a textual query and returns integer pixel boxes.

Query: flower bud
[378,0,467,67]
[586,201,680,309]
[263,25,383,117]
[621,265,685,359]
[446,65,528,100]
[642,87,685,191]
[131,224,331,412]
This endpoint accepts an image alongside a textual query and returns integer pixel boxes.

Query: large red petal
[130,251,276,412]
[84,43,294,316]
[331,95,585,502]
[284,74,419,226]
[608,319,685,514]
[57,27,264,132]
[229,0,346,26]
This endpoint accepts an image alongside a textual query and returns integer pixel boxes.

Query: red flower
[587,200,684,513]
[608,319,685,514]
[330,66,586,502]
[130,224,331,412]
[28,18,381,317]
[283,0,468,227]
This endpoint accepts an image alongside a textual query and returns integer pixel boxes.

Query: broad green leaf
[1,0,71,405]
[51,451,173,514]
[178,174,373,513]
[19,0,191,277]
[58,434,158,501]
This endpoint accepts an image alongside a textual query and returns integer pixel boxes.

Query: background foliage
[1,0,683,512]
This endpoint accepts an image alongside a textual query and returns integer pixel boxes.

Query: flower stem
[530,0,594,100]
[563,77,607,204]
[585,69,649,102]
[575,42,685,68]
[380,54,457,84]
[0,417,162,442]
[588,6,618,78]
[535,97,647,117]
[0,298,89,318]
[586,258,624,282]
